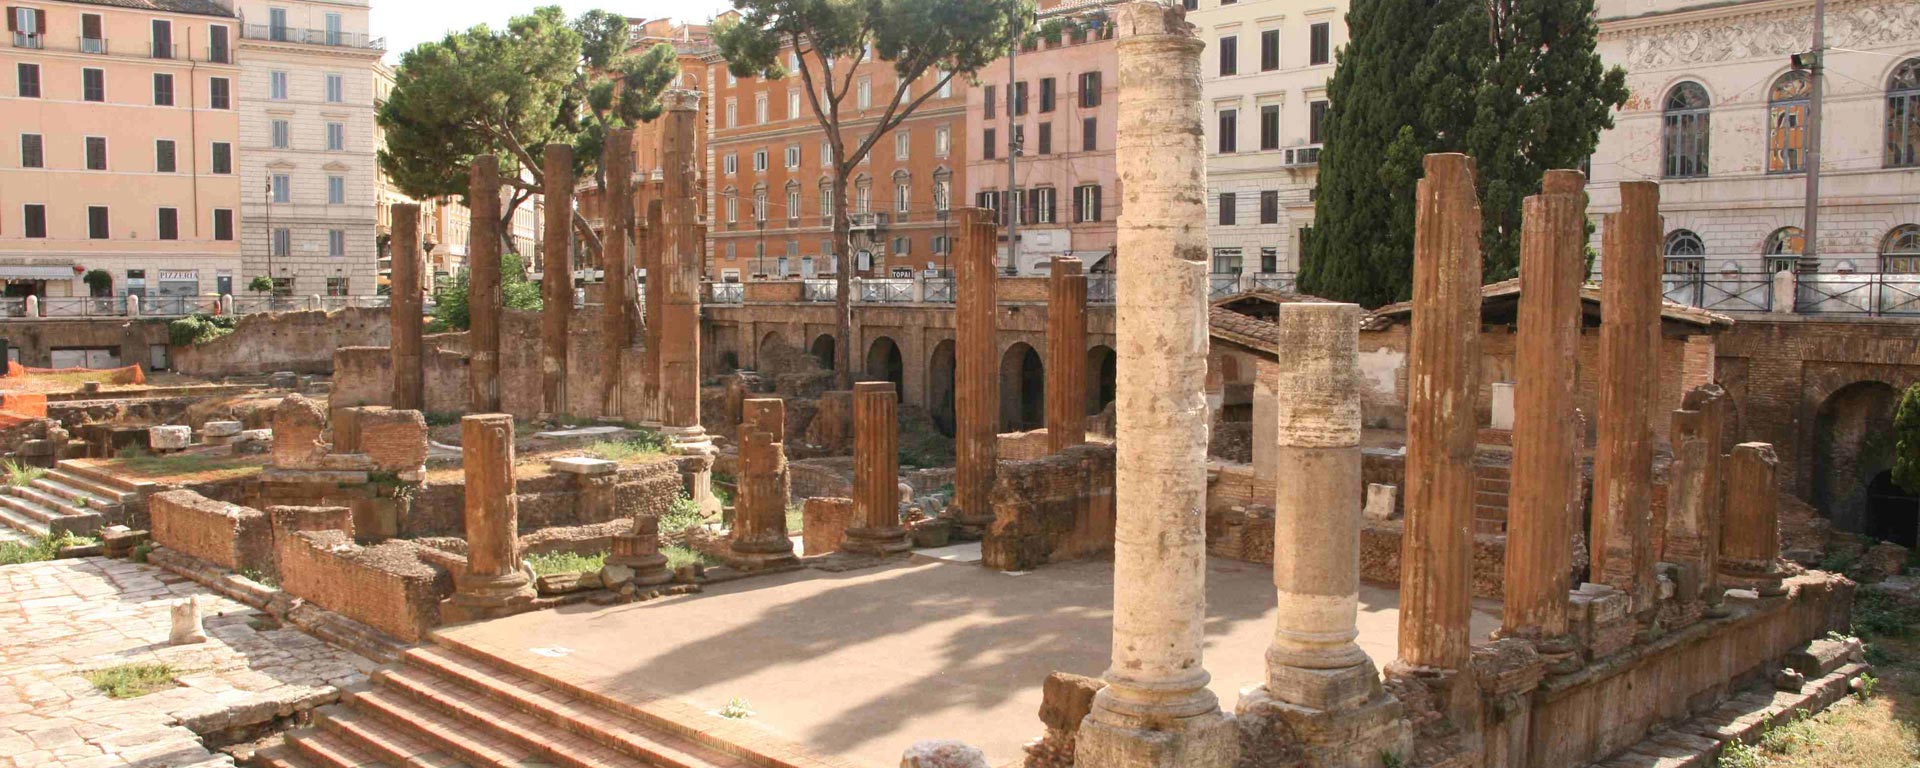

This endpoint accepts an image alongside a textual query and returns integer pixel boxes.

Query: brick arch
[927,339,956,437]
[1812,379,1904,533]
[999,341,1045,432]
[865,336,905,396]
[809,334,836,371]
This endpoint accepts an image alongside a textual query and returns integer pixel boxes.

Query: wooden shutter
[83,13,101,40]
[1092,186,1103,222]
[6,8,18,33]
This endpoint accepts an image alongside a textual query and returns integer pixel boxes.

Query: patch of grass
[526,550,607,576]
[84,662,179,699]
[0,532,96,566]
[110,451,263,482]
[1758,713,1825,756]
[663,545,715,572]
[3,459,46,487]
[1720,741,1766,768]
[658,492,706,536]
[1851,591,1920,640]
[586,430,671,463]
[131,541,154,563]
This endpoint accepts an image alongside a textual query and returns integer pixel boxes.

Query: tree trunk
[832,171,854,389]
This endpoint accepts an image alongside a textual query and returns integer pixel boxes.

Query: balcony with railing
[709,282,744,304]
[923,277,957,304]
[1794,273,1920,316]
[859,279,914,304]
[240,24,385,51]
[12,31,43,49]
[802,279,838,302]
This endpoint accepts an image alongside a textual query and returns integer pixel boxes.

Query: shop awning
[0,265,77,280]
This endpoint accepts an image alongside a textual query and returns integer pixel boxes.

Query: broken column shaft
[389,203,424,411]
[1721,442,1787,597]
[467,156,503,413]
[1592,181,1663,617]
[1045,256,1088,454]
[1669,385,1729,614]
[842,382,909,555]
[952,208,999,537]
[442,414,534,621]
[730,398,797,568]
[540,144,575,418]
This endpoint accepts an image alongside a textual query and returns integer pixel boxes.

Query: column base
[726,537,800,570]
[840,526,912,555]
[607,534,673,586]
[947,513,994,541]
[664,425,716,456]
[439,571,536,623]
[1236,684,1411,768]
[1262,658,1384,712]
[1721,560,1789,597]
[1074,707,1238,768]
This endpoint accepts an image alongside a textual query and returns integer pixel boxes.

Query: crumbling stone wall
[277,530,451,643]
[405,458,684,538]
[174,307,388,377]
[997,429,1053,462]
[150,490,271,573]
[983,443,1116,571]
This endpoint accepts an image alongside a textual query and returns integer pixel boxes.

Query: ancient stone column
[601,129,634,417]
[1501,169,1586,664]
[1076,5,1239,767]
[1721,442,1787,597]
[389,203,424,411]
[641,199,664,423]
[731,398,798,568]
[1391,154,1480,690]
[1592,181,1662,615]
[468,156,503,413]
[842,382,909,555]
[1045,256,1088,454]
[540,144,575,418]
[442,414,534,621]
[1237,302,1410,765]
[658,90,709,451]
[1675,385,1729,614]
[951,207,999,537]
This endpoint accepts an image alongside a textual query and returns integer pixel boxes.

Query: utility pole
[1799,0,1826,273]
[1003,6,1021,276]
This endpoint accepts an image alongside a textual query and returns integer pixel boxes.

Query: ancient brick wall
[403,458,684,538]
[276,530,451,644]
[150,490,271,573]
[174,307,388,377]
[996,429,1052,461]
[982,443,1116,571]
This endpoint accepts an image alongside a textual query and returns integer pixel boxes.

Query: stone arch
[928,339,956,437]
[757,330,788,369]
[999,342,1045,432]
[810,334,836,371]
[1086,345,1117,416]
[1813,380,1902,534]
[865,336,905,396]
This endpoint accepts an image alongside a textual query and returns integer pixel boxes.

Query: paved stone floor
[0,558,377,768]
[443,556,1502,768]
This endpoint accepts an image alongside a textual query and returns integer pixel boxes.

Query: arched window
[1663,82,1711,178]
[1889,59,1920,168]
[1883,224,1920,274]
[1767,71,1810,173]
[1663,229,1706,274]
[1763,226,1804,273]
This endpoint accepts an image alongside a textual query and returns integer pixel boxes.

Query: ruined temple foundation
[1045,256,1088,454]
[440,414,535,622]
[1592,182,1663,620]
[1721,442,1789,597]
[842,382,910,555]
[1074,5,1238,767]
[951,208,999,538]
[729,398,798,569]
[1235,302,1409,767]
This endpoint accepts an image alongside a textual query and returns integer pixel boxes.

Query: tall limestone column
[1237,302,1410,766]
[467,156,503,413]
[658,89,709,452]
[1045,256,1088,453]
[1721,442,1787,597]
[1389,154,1481,704]
[441,414,534,621]
[730,398,798,568]
[842,382,910,555]
[601,128,635,418]
[951,208,999,537]
[1592,181,1663,616]
[389,203,424,411]
[1671,385,1729,615]
[1501,169,1586,666]
[641,198,664,423]
[540,144,575,418]
[1076,5,1239,767]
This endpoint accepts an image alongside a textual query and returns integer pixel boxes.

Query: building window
[12,6,43,47]
[977,190,1002,223]
[1074,184,1102,223]
[1310,22,1330,65]
[153,74,175,106]
[985,84,996,119]
[1218,108,1237,153]
[755,93,768,123]
[326,74,344,103]
[88,206,109,239]
[1888,59,1920,168]
[210,77,231,109]
[935,125,951,158]
[1261,247,1278,272]
[895,178,911,214]
[857,76,872,109]
[724,153,738,175]
[1218,192,1236,225]
[272,120,291,148]
[855,181,871,214]
[155,140,176,173]
[16,63,39,97]
[723,190,737,223]
[328,122,346,151]
[788,90,801,119]
[786,143,801,168]
[85,137,107,170]
[82,68,104,101]
[80,13,104,53]
[1213,248,1243,275]
[151,19,173,58]
[1219,35,1237,77]
[327,278,349,296]
[1762,226,1804,273]
[271,71,289,100]
[984,128,997,160]
[725,98,737,128]
[819,182,834,223]
[1663,82,1711,179]
[329,176,346,204]
[1260,105,1280,151]
[23,205,46,238]
[754,188,768,222]
[209,24,229,63]
[1083,117,1098,152]
[213,209,234,241]
[1260,190,1279,224]
[329,229,346,256]
[1013,81,1028,116]
[1881,224,1920,274]
[271,228,291,257]
[1663,229,1706,274]
[1261,29,1280,72]
[754,149,768,172]
[1040,77,1056,113]
[787,184,801,223]
[1033,186,1055,224]
[157,208,179,240]
[20,133,42,168]
[1309,100,1328,144]
[212,142,232,174]
[1767,71,1809,174]
[1079,71,1101,108]
[272,174,290,203]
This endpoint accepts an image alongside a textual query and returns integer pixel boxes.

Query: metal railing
[141,296,222,317]
[859,279,914,303]
[802,279,838,302]
[923,277,957,304]
[709,282,744,304]
[1208,274,1242,300]
[1795,273,1920,316]
[39,297,126,317]
[13,32,44,49]
[240,24,386,50]
[1251,272,1298,293]
[1663,273,1773,313]
[0,298,26,318]
[1088,274,1116,304]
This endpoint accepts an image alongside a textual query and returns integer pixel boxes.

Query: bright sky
[372,0,740,63]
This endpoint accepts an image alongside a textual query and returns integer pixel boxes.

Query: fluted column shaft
[601,129,634,417]
[843,382,909,555]
[541,145,575,418]
[467,156,502,413]
[659,90,704,432]
[952,208,999,534]
[443,414,534,620]
[389,204,424,411]
[1592,181,1663,614]
[731,398,796,566]
[1045,256,1088,454]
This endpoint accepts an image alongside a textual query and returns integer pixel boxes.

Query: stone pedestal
[730,398,798,569]
[602,129,635,417]
[1721,442,1787,597]
[951,208,998,537]
[608,515,672,586]
[1045,256,1088,454]
[1591,181,1662,616]
[389,204,425,411]
[1501,170,1586,669]
[441,414,534,622]
[467,156,503,414]
[1076,7,1238,768]
[540,145,574,418]
[552,457,618,520]
[843,382,910,555]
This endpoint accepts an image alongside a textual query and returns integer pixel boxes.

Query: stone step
[28,475,119,511]
[317,707,466,768]
[3,486,104,537]
[0,501,52,540]
[255,744,321,768]
[290,725,390,767]
[374,666,651,768]
[346,685,569,768]
[43,468,137,504]
[0,489,66,525]
[56,459,156,496]
[403,645,744,768]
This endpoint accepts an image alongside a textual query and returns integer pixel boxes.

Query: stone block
[267,506,353,547]
[1490,382,1516,430]
[900,741,988,768]
[551,457,620,476]
[1039,672,1105,732]
[203,420,244,439]
[271,393,329,469]
[1364,483,1399,521]
[149,490,271,572]
[148,425,192,451]
[357,408,429,472]
[803,497,855,555]
[1786,638,1863,679]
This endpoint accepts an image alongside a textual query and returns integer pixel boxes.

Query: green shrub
[3,459,46,487]
[1895,383,1920,495]
[1717,741,1763,768]
[526,550,608,576]
[431,251,542,331]
[168,313,237,347]
[85,663,178,699]
[659,492,705,535]
[0,532,96,565]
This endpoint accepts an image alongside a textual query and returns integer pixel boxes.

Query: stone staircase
[0,460,146,540]
[257,634,856,768]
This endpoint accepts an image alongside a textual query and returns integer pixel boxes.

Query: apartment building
[966,4,1119,276]
[1192,0,1341,296]
[230,0,381,297]
[705,30,971,282]
[1,0,243,303]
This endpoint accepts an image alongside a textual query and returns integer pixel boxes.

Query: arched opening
[1866,471,1919,548]
[865,336,904,396]
[999,342,1045,432]
[1813,381,1902,534]
[718,350,740,372]
[757,330,788,371]
[810,334,836,371]
[1086,345,1117,416]
[928,340,956,437]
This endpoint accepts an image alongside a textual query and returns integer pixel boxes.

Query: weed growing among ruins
[527,551,608,576]
[167,314,237,347]
[423,412,461,428]
[0,532,96,565]
[663,545,715,572]
[659,492,706,535]
[3,459,45,487]
[717,697,754,719]
[587,430,671,463]
[84,662,179,699]
[236,568,280,588]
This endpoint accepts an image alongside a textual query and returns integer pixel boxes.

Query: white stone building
[1590,0,1920,310]
[1191,0,1345,299]
[230,0,381,296]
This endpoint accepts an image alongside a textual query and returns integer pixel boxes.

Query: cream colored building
[0,0,243,304]
[1192,0,1344,298]
[230,0,381,296]
[1590,0,1919,297]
